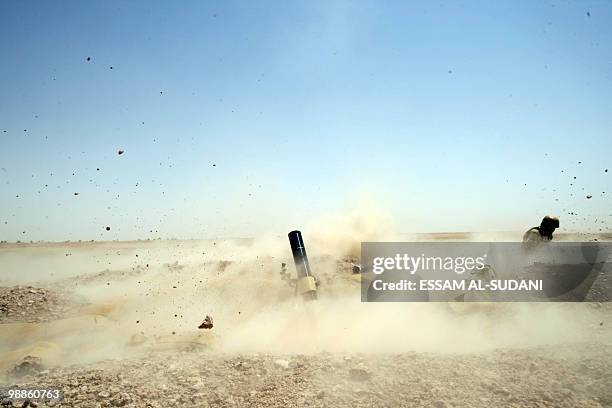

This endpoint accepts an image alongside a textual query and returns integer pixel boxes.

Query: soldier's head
[539,216,559,238]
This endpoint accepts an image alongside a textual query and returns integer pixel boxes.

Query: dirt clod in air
[198,315,214,329]
[105,226,111,231]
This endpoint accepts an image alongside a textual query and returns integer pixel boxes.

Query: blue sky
[1,0,611,241]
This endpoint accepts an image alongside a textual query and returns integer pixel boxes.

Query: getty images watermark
[360,242,612,302]
[371,252,542,292]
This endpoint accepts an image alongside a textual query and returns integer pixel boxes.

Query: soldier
[523,216,559,243]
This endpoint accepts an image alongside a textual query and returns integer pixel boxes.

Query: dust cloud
[0,208,610,371]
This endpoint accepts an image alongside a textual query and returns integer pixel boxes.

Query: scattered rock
[274,359,290,369]
[97,391,111,399]
[0,286,74,323]
[110,393,131,407]
[12,356,43,377]
[233,361,248,371]
[349,366,372,381]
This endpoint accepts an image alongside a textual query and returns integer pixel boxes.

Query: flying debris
[198,315,214,329]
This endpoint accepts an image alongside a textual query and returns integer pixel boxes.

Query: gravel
[1,248,611,407]
[0,286,75,324]
[2,345,611,407]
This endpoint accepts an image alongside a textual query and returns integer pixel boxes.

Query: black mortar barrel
[288,230,317,300]
[288,230,312,278]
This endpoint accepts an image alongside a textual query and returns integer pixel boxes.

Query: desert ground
[1,232,611,407]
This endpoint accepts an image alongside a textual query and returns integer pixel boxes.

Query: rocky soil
[1,249,611,407]
[1,283,611,408]
[0,286,76,324]
[2,343,612,407]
